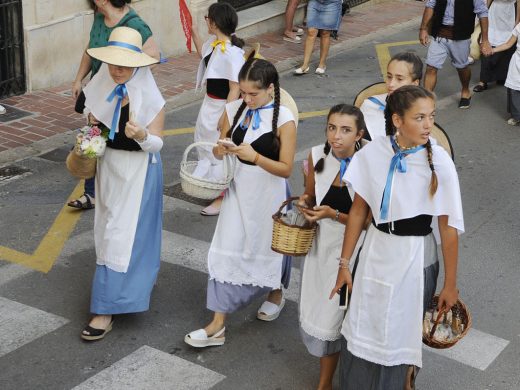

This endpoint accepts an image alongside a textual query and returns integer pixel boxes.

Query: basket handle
[429,308,448,339]
[273,196,300,218]
[182,141,234,179]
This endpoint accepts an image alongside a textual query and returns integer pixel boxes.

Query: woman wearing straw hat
[78,26,164,341]
[68,0,160,211]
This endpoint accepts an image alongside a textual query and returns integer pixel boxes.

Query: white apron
[192,95,227,180]
[207,99,295,288]
[300,146,362,341]
[341,136,464,368]
[95,148,149,273]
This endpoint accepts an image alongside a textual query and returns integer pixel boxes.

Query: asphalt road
[0,23,519,390]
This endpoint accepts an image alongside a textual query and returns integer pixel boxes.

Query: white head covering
[83,63,165,135]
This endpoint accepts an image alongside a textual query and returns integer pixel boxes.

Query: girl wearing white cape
[331,86,464,389]
[79,27,165,341]
[360,52,423,140]
[191,3,245,215]
[298,104,366,390]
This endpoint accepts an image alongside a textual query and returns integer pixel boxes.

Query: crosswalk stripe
[72,345,226,390]
[0,297,69,358]
[0,263,33,287]
[424,328,510,371]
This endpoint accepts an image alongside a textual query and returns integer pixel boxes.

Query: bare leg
[204,312,227,337]
[318,30,331,69]
[317,353,340,390]
[266,288,283,305]
[284,0,301,38]
[208,196,223,210]
[88,314,112,329]
[424,65,438,92]
[457,66,471,99]
[300,28,319,69]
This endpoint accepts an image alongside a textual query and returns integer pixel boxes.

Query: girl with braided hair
[331,86,464,389]
[298,104,366,390]
[185,58,297,348]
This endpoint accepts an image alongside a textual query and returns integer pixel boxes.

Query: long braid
[271,80,281,151]
[314,141,330,173]
[384,105,395,136]
[226,101,247,138]
[425,139,438,196]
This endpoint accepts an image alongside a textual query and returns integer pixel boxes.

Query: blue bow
[239,103,274,131]
[332,152,351,185]
[380,137,425,220]
[106,83,128,140]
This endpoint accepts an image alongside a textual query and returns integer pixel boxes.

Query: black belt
[372,215,433,237]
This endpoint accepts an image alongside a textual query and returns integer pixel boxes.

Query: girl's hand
[301,205,334,223]
[297,193,314,209]
[230,143,256,162]
[437,285,458,313]
[88,112,100,125]
[72,80,82,100]
[329,268,353,299]
[125,119,147,140]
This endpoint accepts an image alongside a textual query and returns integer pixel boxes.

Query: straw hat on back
[87,26,158,68]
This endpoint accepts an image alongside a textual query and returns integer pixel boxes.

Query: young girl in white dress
[332,86,464,389]
[184,58,297,348]
[298,104,365,390]
[191,2,245,215]
[360,52,423,140]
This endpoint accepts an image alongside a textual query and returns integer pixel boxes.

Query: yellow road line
[375,40,420,78]
[0,182,84,273]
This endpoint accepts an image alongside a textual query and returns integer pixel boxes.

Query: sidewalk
[0,0,424,158]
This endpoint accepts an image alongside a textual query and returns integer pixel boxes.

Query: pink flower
[89,126,101,137]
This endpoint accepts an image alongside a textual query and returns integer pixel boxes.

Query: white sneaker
[0,105,6,115]
[507,118,520,126]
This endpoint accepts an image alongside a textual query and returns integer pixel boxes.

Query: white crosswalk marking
[72,345,226,390]
[0,297,69,357]
[424,328,510,371]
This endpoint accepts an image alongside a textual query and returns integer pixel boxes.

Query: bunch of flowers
[74,124,109,159]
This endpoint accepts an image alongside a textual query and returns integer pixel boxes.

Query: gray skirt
[300,327,342,358]
[339,261,439,389]
[507,88,520,120]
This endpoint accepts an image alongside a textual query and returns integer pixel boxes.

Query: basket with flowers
[66,124,109,179]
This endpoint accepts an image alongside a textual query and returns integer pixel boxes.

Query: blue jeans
[84,177,95,197]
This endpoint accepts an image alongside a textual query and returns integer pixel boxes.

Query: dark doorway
[0,0,26,99]
[218,0,272,12]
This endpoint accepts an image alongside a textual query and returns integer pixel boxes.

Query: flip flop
[283,35,301,44]
[184,327,226,348]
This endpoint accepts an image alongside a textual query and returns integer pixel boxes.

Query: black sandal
[473,83,487,92]
[81,320,113,341]
[67,193,95,210]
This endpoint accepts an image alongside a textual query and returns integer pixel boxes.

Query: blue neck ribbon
[239,103,274,131]
[368,96,386,111]
[380,137,425,220]
[332,151,351,185]
[106,83,128,140]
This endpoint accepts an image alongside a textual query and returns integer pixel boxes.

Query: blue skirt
[307,0,342,31]
[90,153,163,314]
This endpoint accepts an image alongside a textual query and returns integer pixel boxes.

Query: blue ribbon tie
[106,83,128,140]
[239,103,274,131]
[332,152,351,184]
[368,96,386,111]
[379,137,425,220]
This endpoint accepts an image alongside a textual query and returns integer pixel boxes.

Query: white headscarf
[83,63,165,135]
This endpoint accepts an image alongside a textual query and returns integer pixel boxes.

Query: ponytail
[425,139,438,196]
[314,141,331,173]
[271,80,281,153]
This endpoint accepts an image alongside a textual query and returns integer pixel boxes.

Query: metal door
[0,0,25,99]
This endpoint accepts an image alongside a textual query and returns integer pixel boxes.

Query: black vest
[430,0,477,41]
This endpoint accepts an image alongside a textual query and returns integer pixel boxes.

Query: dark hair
[90,0,131,10]
[207,3,244,48]
[388,52,423,82]
[227,58,281,151]
[314,104,366,173]
[384,85,437,196]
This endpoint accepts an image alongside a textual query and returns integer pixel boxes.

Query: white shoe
[184,327,226,348]
[315,67,326,75]
[294,66,309,75]
[507,118,520,126]
[0,105,6,115]
[257,296,286,321]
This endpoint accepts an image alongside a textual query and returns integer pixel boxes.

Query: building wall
[21,0,195,91]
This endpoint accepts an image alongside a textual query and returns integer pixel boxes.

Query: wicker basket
[65,147,97,179]
[271,197,317,256]
[422,295,472,349]
[180,141,234,200]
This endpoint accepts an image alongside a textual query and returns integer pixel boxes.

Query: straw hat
[87,26,158,68]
